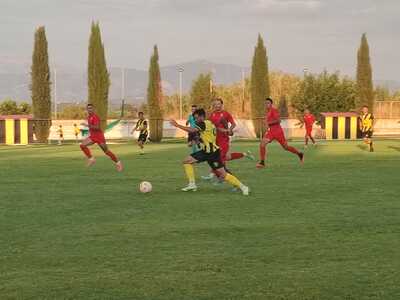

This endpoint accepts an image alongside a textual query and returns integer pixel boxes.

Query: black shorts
[362,130,373,139]
[191,149,224,170]
[187,131,200,143]
[138,133,148,142]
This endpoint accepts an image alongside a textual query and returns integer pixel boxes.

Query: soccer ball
[139,181,152,193]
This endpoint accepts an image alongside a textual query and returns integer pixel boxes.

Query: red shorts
[89,133,106,144]
[306,127,313,136]
[216,136,229,162]
[265,127,287,146]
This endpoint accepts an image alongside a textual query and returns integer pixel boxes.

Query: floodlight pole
[54,67,57,119]
[121,67,125,101]
[178,66,184,120]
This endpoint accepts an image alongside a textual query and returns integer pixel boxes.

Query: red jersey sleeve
[224,112,235,126]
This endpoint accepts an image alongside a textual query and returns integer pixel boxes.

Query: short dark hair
[191,104,197,108]
[362,105,368,109]
[87,103,94,107]
[215,98,224,104]
[138,111,144,115]
[193,108,206,118]
[265,97,273,104]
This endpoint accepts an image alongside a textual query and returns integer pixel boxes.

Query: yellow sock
[224,173,242,188]
[184,164,195,184]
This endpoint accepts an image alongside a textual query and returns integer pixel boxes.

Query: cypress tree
[88,22,110,130]
[147,45,163,142]
[250,34,270,137]
[190,73,216,111]
[356,33,374,110]
[31,26,51,143]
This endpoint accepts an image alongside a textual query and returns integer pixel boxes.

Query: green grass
[1,140,400,300]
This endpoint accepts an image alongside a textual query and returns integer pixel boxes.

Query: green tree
[58,104,87,119]
[31,26,51,142]
[0,99,32,115]
[19,102,32,114]
[88,22,110,130]
[356,33,374,110]
[292,71,357,120]
[190,73,216,111]
[147,45,163,142]
[0,99,19,115]
[250,34,270,137]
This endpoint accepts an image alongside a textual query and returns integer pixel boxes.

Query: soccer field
[1,140,400,299]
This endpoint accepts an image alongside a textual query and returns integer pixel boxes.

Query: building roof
[0,115,33,120]
[320,112,359,117]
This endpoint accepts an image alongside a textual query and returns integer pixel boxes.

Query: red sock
[228,152,244,161]
[259,144,266,161]
[105,150,118,163]
[80,144,92,158]
[286,146,300,155]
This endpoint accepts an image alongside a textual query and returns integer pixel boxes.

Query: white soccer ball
[139,181,152,193]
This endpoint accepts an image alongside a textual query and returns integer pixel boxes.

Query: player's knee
[182,158,192,164]
[217,168,227,178]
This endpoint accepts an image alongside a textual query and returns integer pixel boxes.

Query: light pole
[177,66,184,120]
[121,67,125,101]
[303,67,308,77]
[241,69,246,113]
[121,67,126,115]
[54,67,57,119]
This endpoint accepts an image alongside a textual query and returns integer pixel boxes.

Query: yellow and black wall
[321,113,359,140]
[0,117,33,145]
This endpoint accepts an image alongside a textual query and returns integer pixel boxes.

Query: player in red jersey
[256,98,304,169]
[303,109,316,147]
[79,104,123,172]
[202,98,254,180]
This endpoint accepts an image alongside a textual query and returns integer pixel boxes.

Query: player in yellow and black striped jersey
[169,108,249,195]
[131,112,148,155]
[359,105,374,152]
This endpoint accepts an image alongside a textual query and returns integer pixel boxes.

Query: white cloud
[247,0,321,11]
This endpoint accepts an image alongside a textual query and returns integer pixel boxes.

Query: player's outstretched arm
[170,120,198,133]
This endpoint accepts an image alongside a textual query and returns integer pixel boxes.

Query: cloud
[250,0,321,10]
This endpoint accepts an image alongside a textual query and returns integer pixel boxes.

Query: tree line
[3,22,384,141]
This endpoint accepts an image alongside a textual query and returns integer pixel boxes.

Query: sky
[0,0,399,80]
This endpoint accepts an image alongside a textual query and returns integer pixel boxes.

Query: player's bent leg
[281,142,304,163]
[80,138,96,166]
[218,167,249,196]
[138,140,145,154]
[182,156,198,191]
[99,143,123,171]
[257,138,270,168]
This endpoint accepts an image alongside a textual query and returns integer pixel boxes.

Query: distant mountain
[0,60,250,104]
[1,59,399,104]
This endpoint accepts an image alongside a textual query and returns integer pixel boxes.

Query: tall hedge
[147,45,163,142]
[250,34,270,137]
[88,22,110,130]
[356,33,374,110]
[31,26,51,143]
